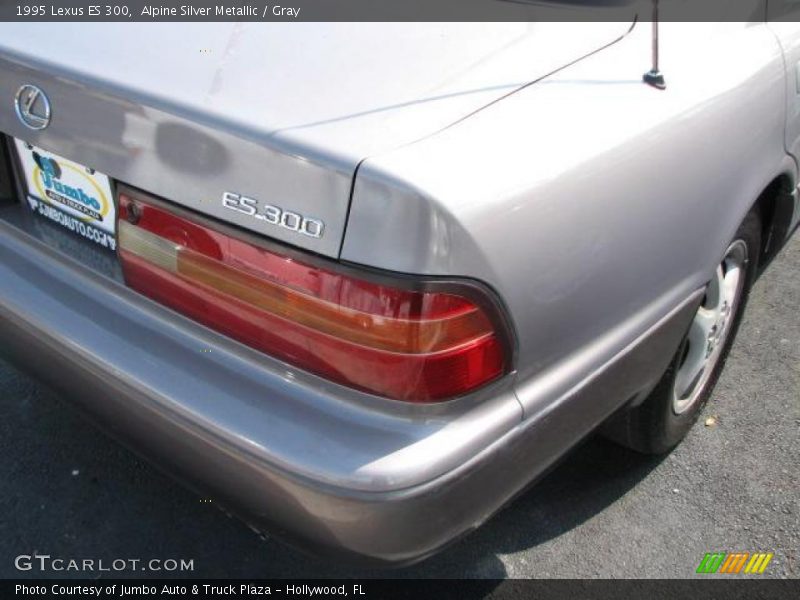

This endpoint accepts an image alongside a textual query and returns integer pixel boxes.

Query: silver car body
[0,18,797,564]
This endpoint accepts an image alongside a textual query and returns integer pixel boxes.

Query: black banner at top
[0,0,795,22]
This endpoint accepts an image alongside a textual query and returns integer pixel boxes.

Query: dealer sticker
[14,139,116,250]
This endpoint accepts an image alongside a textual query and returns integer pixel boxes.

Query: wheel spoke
[674,318,708,400]
[703,265,724,314]
[694,306,718,341]
[721,263,741,311]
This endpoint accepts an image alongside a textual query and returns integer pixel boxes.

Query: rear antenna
[643,0,666,90]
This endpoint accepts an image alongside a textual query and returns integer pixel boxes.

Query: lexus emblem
[15,84,51,130]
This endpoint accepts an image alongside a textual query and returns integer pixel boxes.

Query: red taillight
[117,190,511,402]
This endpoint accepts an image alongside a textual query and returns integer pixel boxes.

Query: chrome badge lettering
[222,192,324,239]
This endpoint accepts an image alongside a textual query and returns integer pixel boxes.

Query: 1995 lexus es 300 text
[0,18,798,565]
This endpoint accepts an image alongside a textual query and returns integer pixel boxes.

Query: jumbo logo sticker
[33,152,107,221]
[14,139,116,242]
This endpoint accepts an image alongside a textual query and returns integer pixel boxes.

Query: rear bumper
[0,218,699,566]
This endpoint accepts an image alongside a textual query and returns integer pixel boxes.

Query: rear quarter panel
[341,22,792,415]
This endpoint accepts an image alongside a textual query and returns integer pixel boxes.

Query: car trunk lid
[0,22,633,258]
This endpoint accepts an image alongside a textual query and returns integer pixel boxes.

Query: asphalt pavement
[1,235,798,580]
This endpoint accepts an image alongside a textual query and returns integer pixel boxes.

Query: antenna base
[643,70,666,90]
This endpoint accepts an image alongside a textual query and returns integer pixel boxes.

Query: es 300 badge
[14,139,116,250]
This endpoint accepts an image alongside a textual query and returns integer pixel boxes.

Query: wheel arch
[754,171,796,274]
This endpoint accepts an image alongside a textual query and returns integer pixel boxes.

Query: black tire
[602,208,761,454]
